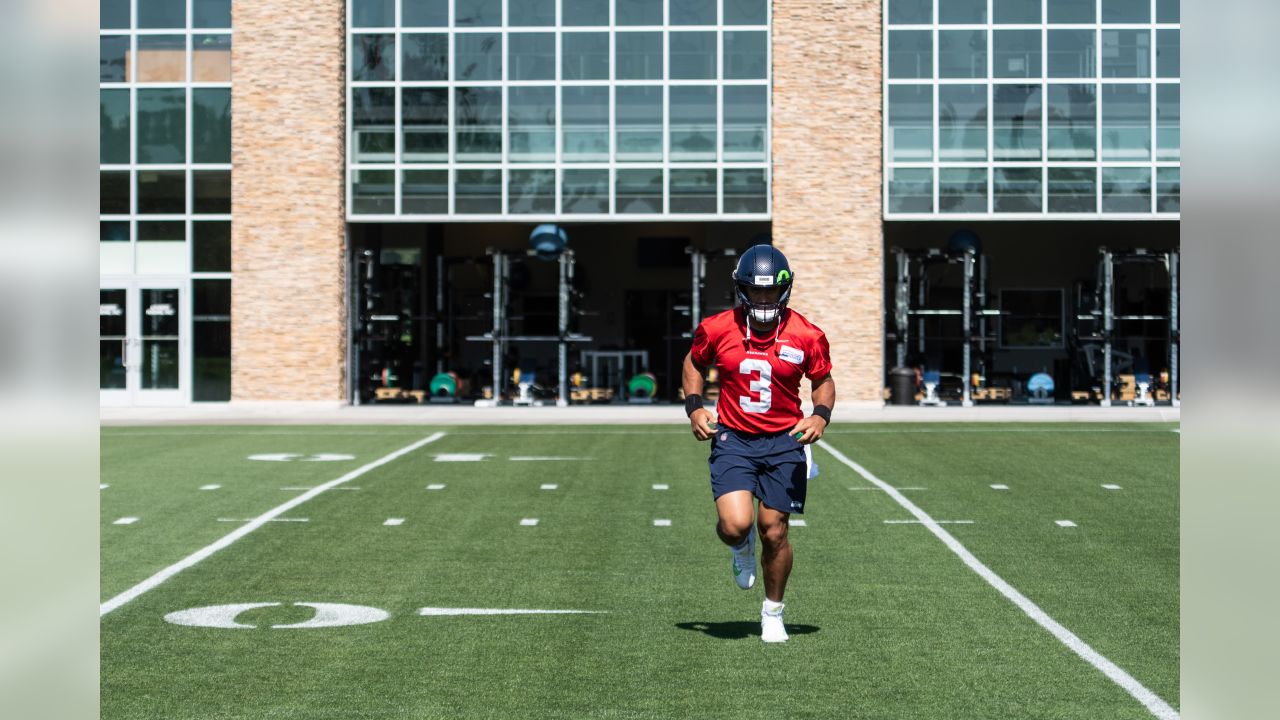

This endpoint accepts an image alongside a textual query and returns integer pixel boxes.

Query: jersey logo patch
[779,345,805,364]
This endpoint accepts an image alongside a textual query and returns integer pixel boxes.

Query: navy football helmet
[732,244,793,324]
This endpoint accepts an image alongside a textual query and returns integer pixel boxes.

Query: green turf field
[100,423,1178,719]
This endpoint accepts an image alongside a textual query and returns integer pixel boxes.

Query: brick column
[772,1,884,405]
[231,0,346,400]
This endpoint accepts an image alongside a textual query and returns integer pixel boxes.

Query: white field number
[739,358,772,413]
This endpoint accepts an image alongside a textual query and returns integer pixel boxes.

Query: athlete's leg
[714,490,755,546]
[757,503,792,602]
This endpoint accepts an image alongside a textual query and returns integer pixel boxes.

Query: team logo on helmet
[775,269,792,284]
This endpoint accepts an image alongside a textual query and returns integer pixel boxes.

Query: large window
[885,0,1179,217]
[348,0,771,219]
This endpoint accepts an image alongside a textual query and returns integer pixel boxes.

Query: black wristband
[684,394,704,417]
[812,404,832,425]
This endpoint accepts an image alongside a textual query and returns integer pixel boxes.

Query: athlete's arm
[682,352,716,441]
[792,374,835,444]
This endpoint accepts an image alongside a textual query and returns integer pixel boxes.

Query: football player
[682,244,835,643]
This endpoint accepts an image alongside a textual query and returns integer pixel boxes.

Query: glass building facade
[347,0,771,219]
[884,0,1180,217]
[99,0,233,402]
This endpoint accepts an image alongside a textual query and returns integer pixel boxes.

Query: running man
[681,244,835,643]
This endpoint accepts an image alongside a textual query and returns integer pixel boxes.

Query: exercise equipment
[684,247,739,338]
[627,372,658,403]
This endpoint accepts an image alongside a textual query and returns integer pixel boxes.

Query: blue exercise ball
[530,224,568,261]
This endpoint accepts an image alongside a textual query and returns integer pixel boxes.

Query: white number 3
[739,359,772,413]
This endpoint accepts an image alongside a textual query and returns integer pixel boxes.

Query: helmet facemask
[736,282,792,325]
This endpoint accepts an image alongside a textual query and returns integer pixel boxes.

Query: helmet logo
[775,269,792,284]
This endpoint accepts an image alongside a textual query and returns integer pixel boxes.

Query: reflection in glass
[888,31,932,79]
[994,0,1039,23]
[670,169,716,213]
[940,0,985,23]
[670,0,716,25]
[101,0,130,29]
[724,31,767,80]
[670,32,716,80]
[138,89,186,163]
[137,171,185,214]
[888,168,932,213]
[723,85,766,161]
[137,35,186,83]
[193,221,231,272]
[456,87,503,161]
[887,85,931,162]
[616,32,663,80]
[564,0,610,26]
[1157,0,1179,23]
[1157,84,1179,161]
[193,35,232,82]
[618,0,663,25]
[939,168,986,213]
[510,0,554,26]
[193,170,231,214]
[404,35,448,81]
[194,0,232,28]
[101,171,131,214]
[352,88,395,162]
[101,36,129,82]
[455,169,502,213]
[563,33,609,81]
[402,170,448,213]
[1101,30,1150,78]
[724,0,767,25]
[193,88,232,163]
[1157,168,1179,213]
[993,84,1041,161]
[141,288,180,390]
[670,86,717,162]
[353,169,394,214]
[455,33,501,81]
[938,30,985,79]
[562,87,608,162]
[509,169,556,214]
[1103,0,1149,23]
[888,0,931,24]
[562,169,609,213]
[1047,168,1096,213]
[1048,0,1094,23]
[616,86,663,161]
[994,167,1041,213]
[101,89,130,164]
[138,0,185,29]
[993,30,1040,79]
[403,88,449,161]
[1047,84,1096,160]
[1048,30,1095,78]
[1101,84,1151,161]
[1157,30,1179,78]
[353,34,395,82]
[616,169,663,214]
[1102,167,1151,212]
[455,0,501,27]
[939,85,987,161]
[723,169,767,214]
[352,0,394,27]
[509,33,555,81]
[508,86,556,162]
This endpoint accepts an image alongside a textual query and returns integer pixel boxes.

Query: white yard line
[99,432,447,618]
[817,440,1180,720]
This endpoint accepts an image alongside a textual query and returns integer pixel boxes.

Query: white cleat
[731,529,756,590]
[761,603,788,643]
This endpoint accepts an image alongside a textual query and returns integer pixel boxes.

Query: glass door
[99,280,189,406]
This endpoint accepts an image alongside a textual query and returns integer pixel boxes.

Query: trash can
[889,367,916,406]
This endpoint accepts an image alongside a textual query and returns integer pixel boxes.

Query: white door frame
[99,277,191,406]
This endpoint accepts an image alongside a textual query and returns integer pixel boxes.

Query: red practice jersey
[690,307,833,435]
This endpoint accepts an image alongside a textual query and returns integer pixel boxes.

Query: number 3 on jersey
[738,359,772,413]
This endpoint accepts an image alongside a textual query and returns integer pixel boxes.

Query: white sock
[763,599,784,614]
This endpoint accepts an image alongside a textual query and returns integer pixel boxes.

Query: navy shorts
[708,427,811,514]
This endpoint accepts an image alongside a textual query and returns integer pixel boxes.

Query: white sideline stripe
[653,519,671,526]
[850,486,926,491]
[426,484,446,490]
[991,484,1010,490]
[1102,484,1122,490]
[418,607,606,616]
[217,517,308,523]
[384,518,405,526]
[99,432,447,618]
[540,483,558,490]
[790,519,807,527]
[885,519,973,525]
[281,486,360,491]
[652,484,669,490]
[113,517,138,525]
[1057,520,1078,527]
[520,518,539,526]
[199,484,221,491]
[510,456,588,461]
[817,440,1180,720]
